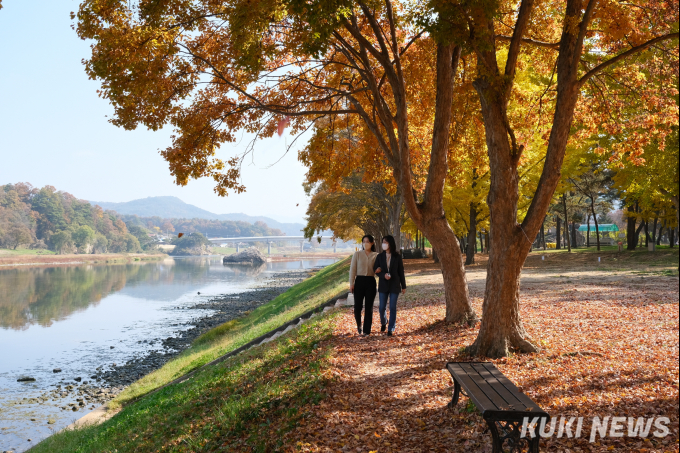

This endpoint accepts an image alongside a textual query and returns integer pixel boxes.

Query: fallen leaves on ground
[282,257,679,453]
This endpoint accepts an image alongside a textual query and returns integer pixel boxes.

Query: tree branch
[578,32,680,86]
[422,44,459,215]
[504,0,537,96]
[495,35,560,49]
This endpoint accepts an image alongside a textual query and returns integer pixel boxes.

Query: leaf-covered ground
[284,253,679,453]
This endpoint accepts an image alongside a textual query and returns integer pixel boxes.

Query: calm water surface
[0,256,338,452]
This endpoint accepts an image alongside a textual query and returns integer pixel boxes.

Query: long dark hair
[361,234,376,252]
[382,235,399,256]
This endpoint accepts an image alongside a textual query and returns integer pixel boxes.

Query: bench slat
[447,362,549,421]
[459,363,514,411]
[481,363,545,411]
[472,363,526,410]
[447,363,498,411]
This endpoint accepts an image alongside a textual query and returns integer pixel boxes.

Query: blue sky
[0,1,310,223]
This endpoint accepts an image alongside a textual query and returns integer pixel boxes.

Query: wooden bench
[446,362,549,453]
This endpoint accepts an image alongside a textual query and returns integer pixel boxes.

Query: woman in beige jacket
[349,235,378,335]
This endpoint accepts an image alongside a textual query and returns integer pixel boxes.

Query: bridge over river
[207,236,338,254]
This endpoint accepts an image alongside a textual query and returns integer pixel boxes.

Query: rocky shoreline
[13,269,312,420]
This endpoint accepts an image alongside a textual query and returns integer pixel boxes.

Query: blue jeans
[378,292,399,332]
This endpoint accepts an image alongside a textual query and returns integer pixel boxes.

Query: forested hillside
[0,183,283,254]
[121,215,283,238]
[0,183,144,253]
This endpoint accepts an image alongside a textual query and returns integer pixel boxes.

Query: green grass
[31,312,340,453]
[103,255,350,409]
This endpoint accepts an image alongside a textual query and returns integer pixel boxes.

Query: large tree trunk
[467,62,542,356]
[467,0,593,357]
[656,220,664,246]
[541,219,546,250]
[634,220,645,249]
[674,196,680,237]
[644,221,649,247]
[670,227,676,248]
[422,217,476,323]
[651,217,658,250]
[626,204,636,250]
[466,203,477,265]
[388,190,404,250]
[562,194,571,252]
[394,43,475,325]
[591,200,600,251]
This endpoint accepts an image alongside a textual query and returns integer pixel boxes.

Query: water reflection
[0,258,315,330]
[0,265,134,330]
[221,263,268,277]
[0,257,273,330]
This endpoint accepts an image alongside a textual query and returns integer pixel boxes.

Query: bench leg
[487,420,539,453]
[447,379,461,408]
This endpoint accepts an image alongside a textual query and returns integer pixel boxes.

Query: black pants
[354,276,377,334]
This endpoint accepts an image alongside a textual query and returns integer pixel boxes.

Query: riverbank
[27,256,351,452]
[93,270,313,391]
[107,255,350,409]
[10,270,315,431]
[1,257,342,453]
[0,251,166,268]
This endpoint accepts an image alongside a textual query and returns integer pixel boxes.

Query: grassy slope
[105,255,350,408]
[32,312,340,453]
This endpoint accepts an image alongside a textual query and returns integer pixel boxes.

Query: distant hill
[90,196,305,236]
[91,196,218,220]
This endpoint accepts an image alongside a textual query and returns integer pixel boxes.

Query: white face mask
[363,242,372,250]
[383,242,389,251]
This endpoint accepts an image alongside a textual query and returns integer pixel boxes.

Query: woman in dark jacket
[373,235,406,336]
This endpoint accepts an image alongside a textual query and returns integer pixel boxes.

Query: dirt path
[284,253,679,452]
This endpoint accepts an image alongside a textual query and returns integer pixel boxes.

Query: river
[0,256,339,453]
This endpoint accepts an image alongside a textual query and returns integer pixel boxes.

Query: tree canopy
[75,0,678,356]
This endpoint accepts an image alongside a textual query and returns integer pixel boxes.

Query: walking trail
[283,255,679,453]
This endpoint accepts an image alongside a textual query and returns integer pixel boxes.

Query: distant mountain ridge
[90,196,305,236]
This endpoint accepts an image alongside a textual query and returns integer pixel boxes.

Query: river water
[0,256,338,452]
